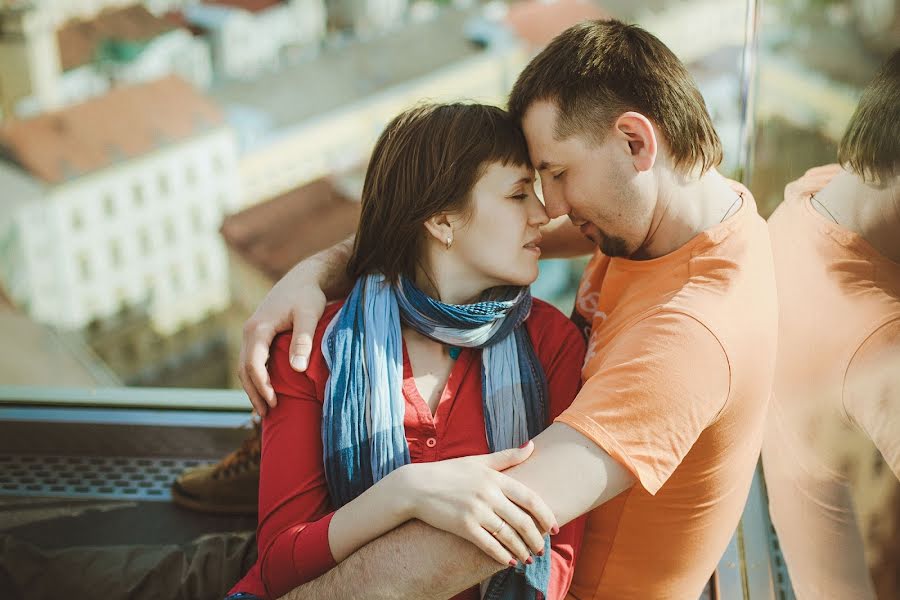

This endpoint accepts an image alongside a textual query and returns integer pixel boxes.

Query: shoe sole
[170,481,258,516]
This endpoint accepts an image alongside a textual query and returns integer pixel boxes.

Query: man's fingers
[238,368,268,417]
[497,475,558,536]
[243,322,278,409]
[289,309,319,372]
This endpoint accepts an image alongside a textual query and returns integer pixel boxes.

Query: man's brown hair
[508,19,722,175]
[348,103,530,282]
[838,49,900,185]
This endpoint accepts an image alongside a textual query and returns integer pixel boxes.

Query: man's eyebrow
[535,160,551,171]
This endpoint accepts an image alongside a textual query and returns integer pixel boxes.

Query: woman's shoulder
[270,299,348,384]
[526,298,579,334]
[525,297,586,356]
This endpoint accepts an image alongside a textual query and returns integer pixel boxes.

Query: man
[231,19,778,598]
[761,50,900,600]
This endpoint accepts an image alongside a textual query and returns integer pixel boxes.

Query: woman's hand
[394,441,559,567]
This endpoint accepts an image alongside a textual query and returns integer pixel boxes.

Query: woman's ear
[423,213,454,247]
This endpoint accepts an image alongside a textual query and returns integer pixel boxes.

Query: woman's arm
[260,333,559,598]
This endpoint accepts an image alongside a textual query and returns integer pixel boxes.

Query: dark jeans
[0,531,256,600]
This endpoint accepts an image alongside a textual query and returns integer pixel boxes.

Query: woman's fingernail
[525,556,534,565]
[537,549,545,557]
[508,559,517,567]
[518,441,529,449]
[550,525,560,535]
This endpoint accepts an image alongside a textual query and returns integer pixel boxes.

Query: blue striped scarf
[321,273,551,599]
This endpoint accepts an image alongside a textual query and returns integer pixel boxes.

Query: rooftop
[220,177,360,281]
[0,76,224,185]
[56,4,179,72]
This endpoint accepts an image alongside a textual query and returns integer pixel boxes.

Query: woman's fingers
[465,521,517,567]
[496,474,559,536]
[492,496,546,557]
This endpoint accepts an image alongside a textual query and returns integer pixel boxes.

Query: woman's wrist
[388,463,421,521]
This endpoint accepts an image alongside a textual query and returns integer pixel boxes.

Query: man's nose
[543,191,568,219]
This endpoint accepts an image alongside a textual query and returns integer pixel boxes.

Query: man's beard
[599,234,629,257]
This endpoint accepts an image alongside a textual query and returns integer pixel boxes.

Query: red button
[425,437,437,448]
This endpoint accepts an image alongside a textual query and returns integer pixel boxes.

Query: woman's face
[447,162,549,290]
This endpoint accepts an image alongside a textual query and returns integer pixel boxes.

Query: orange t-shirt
[555,182,778,599]
[761,165,900,599]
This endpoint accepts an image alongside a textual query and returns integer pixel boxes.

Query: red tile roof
[203,0,285,14]
[220,178,361,281]
[506,0,609,49]
[0,76,224,185]
[57,5,179,72]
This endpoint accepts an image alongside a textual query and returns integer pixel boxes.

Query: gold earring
[445,236,453,250]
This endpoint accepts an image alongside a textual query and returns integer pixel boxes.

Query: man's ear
[613,111,657,172]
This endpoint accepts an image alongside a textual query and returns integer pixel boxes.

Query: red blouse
[228,298,587,600]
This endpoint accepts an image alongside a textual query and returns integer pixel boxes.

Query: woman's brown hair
[347,103,530,282]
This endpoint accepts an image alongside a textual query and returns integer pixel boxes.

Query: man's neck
[633,168,740,260]
[813,169,900,262]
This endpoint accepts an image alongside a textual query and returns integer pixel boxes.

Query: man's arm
[279,423,635,600]
[239,236,355,414]
[539,216,596,259]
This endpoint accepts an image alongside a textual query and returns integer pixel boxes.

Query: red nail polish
[508,559,517,567]
[518,441,529,449]
[550,525,560,535]
[525,556,534,565]
[537,549,545,557]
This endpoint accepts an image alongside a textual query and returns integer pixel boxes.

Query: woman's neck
[413,262,492,306]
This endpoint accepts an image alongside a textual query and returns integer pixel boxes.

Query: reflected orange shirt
[556,182,779,599]
[762,165,900,599]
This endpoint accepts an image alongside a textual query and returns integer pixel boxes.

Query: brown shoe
[171,421,261,515]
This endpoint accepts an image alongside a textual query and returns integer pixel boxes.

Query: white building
[0,75,240,334]
[183,0,326,80]
[0,3,212,119]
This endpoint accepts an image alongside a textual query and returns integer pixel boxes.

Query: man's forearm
[278,520,502,600]
[294,236,355,300]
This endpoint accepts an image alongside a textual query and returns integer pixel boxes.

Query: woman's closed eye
[551,171,565,181]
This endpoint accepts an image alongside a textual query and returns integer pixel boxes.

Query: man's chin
[600,236,630,258]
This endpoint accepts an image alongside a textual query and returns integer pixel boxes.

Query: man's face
[522,101,656,258]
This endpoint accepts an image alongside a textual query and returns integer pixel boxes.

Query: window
[164,218,176,244]
[134,183,145,208]
[78,252,91,281]
[192,206,204,232]
[110,239,123,268]
[103,194,115,217]
[72,210,84,231]
[197,255,208,282]
[138,229,152,256]
[159,173,170,197]
[186,164,197,187]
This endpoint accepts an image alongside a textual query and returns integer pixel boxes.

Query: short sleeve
[845,318,900,478]
[554,311,730,494]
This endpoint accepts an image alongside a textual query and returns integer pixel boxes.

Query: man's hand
[238,238,355,415]
[238,272,326,415]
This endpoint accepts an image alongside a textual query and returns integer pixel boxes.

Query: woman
[225,103,586,600]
